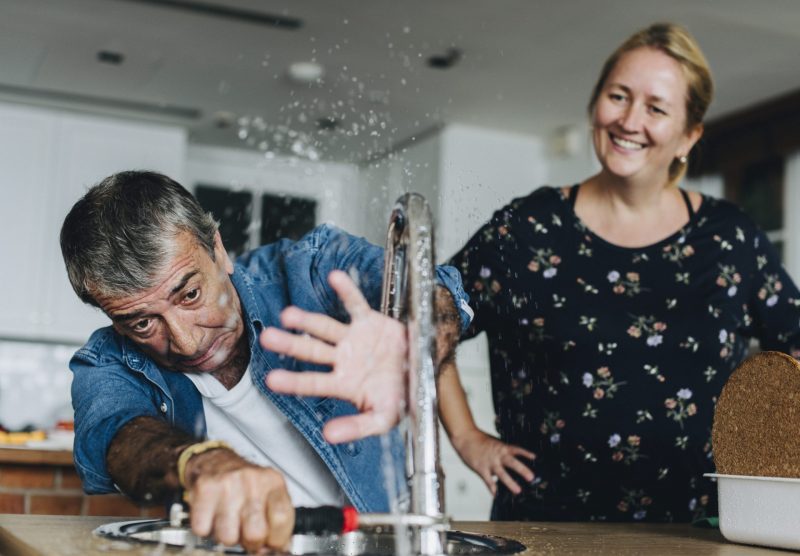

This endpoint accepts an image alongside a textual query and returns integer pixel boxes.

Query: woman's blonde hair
[588,23,714,184]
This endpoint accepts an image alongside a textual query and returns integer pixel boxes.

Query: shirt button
[160,402,168,414]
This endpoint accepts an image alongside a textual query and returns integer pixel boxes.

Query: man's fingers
[264,481,295,549]
[266,369,343,399]
[206,485,244,546]
[187,480,218,537]
[322,413,391,444]
[260,328,336,365]
[328,270,371,319]
[279,306,348,344]
[239,500,268,554]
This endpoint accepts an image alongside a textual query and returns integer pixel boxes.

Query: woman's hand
[451,428,535,495]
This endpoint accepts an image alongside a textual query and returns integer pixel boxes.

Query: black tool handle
[293,505,349,535]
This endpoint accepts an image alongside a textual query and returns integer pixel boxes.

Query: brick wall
[0,463,165,518]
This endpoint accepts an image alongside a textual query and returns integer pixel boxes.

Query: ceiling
[2,0,800,164]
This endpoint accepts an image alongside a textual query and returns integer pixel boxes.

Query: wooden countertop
[0,448,73,466]
[0,514,786,555]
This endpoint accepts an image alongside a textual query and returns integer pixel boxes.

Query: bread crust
[712,351,800,477]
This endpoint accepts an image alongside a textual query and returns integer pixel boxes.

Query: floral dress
[449,185,800,522]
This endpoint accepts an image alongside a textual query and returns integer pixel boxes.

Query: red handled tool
[171,502,444,535]
[294,505,445,534]
[293,505,359,534]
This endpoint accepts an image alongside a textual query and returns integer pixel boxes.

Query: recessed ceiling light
[287,61,324,84]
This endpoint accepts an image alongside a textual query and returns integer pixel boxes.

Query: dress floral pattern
[450,185,800,522]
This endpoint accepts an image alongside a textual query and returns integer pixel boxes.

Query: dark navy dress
[449,185,800,522]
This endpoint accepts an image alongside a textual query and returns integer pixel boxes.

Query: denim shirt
[69,224,471,513]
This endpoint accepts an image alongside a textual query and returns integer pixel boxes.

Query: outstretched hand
[260,270,407,444]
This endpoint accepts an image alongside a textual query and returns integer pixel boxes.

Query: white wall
[357,157,406,245]
[545,122,600,190]
[357,134,442,245]
[438,124,548,259]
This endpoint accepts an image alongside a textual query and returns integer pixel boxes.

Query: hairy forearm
[106,416,195,504]
[434,286,461,367]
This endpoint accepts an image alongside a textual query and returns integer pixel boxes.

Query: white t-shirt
[185,367,345,507]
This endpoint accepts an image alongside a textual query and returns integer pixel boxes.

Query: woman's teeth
[612,136,644,150]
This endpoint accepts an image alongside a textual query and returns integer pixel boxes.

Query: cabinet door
[40,114,187,342]
[0,106,55,338]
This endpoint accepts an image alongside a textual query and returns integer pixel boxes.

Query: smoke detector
[287,61,324,84]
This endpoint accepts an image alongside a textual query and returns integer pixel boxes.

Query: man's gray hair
[60,171,219,307]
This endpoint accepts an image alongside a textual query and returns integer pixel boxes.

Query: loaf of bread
[712,351,800,477]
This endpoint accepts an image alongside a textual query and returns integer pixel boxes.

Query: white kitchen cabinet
[0,105,57,339]
[0,102,187,343]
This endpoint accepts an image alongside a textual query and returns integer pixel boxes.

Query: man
[60,171,471,551]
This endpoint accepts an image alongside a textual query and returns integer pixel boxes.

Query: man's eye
[185,288,200,301]
[132,319,151,332]
[650,105,667,116]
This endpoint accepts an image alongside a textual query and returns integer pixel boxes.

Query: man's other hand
[183,447,295,553]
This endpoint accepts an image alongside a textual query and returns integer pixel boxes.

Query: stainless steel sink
[94,518,526,555]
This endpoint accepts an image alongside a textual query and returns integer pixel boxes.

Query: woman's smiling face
[592,46,702,185]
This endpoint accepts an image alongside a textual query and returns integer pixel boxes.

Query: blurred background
[1,0,800,518]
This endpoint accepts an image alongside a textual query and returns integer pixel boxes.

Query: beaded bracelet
[176,439,233,488]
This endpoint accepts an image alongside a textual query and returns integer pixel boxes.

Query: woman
[440,22,800,522]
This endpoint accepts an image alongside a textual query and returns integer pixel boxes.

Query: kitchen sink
[94,518,526,555]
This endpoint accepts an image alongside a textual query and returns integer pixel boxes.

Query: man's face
[95,231,245,375]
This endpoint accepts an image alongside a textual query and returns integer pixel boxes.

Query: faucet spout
[381,193,446,555]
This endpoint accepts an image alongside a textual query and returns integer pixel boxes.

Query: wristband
[176,440,233,488]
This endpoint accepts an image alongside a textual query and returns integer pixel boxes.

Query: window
[195,184,253,256]
[194,184,316,256]
[260,193,317,244]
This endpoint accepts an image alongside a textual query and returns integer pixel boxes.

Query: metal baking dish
[706,473,800,550]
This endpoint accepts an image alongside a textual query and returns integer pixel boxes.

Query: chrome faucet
[381,193,446,555]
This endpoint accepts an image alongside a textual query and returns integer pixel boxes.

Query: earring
[678,155,688,164]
